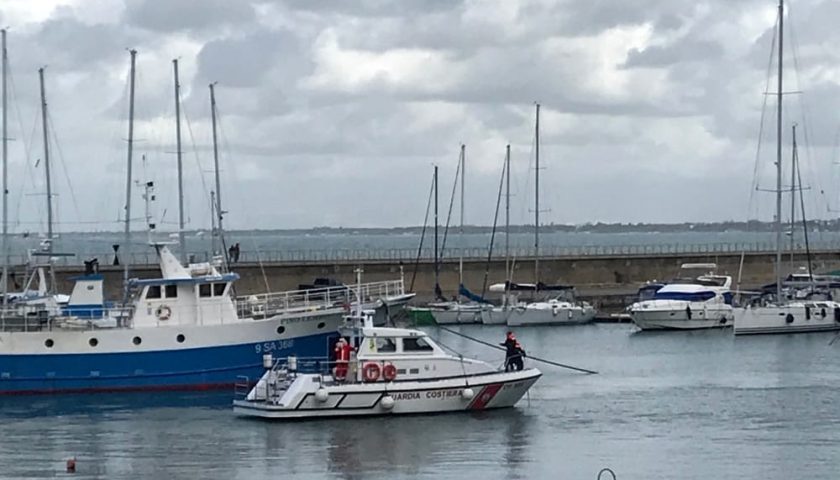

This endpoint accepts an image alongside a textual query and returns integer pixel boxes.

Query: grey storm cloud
[1,0,839,234]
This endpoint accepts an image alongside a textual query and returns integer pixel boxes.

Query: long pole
[534,103,540,285]
[1,29,8,306]
[38,67,52,255]
[505,144,510,281]
[774,0,784,301]
[123,49,136,289]
[789,120,796,270]
[209,83,225,262]
[173,59,186,263]
[433,165,439,299]
[458,144,464,289]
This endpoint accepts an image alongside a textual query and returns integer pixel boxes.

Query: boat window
[375,337,396,352]
[147,285,162,299]
[653,291,716,302]
[213,283,226,297]
[403,337,434,352]
[199,284,212,297]
[165,285,178,298]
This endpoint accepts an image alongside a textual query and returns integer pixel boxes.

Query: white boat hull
[733,303,840,335]
[233,369,541,419]
[506,306,595,326]
[429,304,486,325]
[631,303,733,331]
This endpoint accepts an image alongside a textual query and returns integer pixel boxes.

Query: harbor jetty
[38,248,840,314]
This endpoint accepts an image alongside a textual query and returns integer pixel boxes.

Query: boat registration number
[254,340,295,354]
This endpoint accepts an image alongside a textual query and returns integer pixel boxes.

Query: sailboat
[427,146,493,324]
[489,104,595,326]
[733,0,840,336]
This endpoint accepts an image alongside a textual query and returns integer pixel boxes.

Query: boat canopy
[458,284,491,304]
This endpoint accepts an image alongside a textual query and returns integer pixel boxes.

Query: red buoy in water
[66,457,76,473]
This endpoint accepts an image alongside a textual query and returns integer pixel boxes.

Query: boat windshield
[653,290,716,302]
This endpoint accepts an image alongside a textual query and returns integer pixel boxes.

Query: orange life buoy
[382,363,397,381]
[362,362,381,382]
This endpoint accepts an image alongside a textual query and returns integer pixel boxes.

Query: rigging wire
[46,111,82,228]
[481,150,507,298]
[409,170,435,292]
[438,149,461,265]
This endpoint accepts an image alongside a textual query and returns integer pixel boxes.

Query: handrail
[21,239,840,266]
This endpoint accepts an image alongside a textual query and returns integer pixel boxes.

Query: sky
[2,0,840,233]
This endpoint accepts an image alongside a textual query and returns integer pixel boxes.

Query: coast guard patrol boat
[233,308,541,419]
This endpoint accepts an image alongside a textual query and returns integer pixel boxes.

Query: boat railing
[0,304,136,333]
[235,279,406,319]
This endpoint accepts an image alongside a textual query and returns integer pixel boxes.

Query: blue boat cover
[458,284,492,304]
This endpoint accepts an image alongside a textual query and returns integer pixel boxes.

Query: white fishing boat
[629,263,734,330]
[233,308,541,419]
[733,0,840,335]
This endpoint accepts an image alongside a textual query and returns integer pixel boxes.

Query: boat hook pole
[436,325,598,375]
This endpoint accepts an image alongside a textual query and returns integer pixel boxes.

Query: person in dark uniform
[501,331,526,371]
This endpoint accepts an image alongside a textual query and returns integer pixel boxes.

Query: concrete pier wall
[36,250,840,312]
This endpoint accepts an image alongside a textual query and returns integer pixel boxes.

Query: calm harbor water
[1,324,839,479]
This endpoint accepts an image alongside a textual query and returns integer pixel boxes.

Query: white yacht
[629,264,734,331]
[488,282,596,326]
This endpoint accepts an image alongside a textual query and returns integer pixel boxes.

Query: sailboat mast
[534,103,540,285]
[1,29,7,306]
[433,165,439,298]
[774,0,784,300]
[123,49,136,287]
[38,67,52,254]
[458,144,465,288]
[793,125,813,282]
[505,144,510,281]
[789,121,796,270]
[173,59,186,263]
[209,82,225,261]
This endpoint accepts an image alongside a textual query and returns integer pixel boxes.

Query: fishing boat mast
[173,59,186,263]
[38,67,53,257]
[209,82,226,264]
[1,29,7,306]
[774,0,784,301]
[123,49,136,288]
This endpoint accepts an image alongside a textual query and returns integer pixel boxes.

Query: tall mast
[38,67,53,254]
[173,59,186,263]
[789,120,796,270]
[1,29,8,306]
[433,165,439,299]
[534,103,540,285]
[123,49,136,288]
[774,0,783,300]
[505,144,510,281]
[458,144,465,288]
[209,82,225,262]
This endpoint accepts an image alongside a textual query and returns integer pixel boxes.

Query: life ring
[382,363,398,381]
[362,362,381,382]
[156,305,172,321]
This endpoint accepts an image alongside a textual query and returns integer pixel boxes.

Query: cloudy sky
[2,0,840,233]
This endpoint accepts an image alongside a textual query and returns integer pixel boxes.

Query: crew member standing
[501,331,526,371]
[333,337,354,381]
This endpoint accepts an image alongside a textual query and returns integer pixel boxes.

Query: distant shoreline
[28,219,840,236]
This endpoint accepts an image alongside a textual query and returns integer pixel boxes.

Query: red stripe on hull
[468,382,503,410]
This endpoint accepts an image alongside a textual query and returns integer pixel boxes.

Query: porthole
[44,339,54,348]
[276,326,286,335]
[133,336,142,345]
[89,338,99,347]
[317,322,326,329]
[176,334,185,343]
